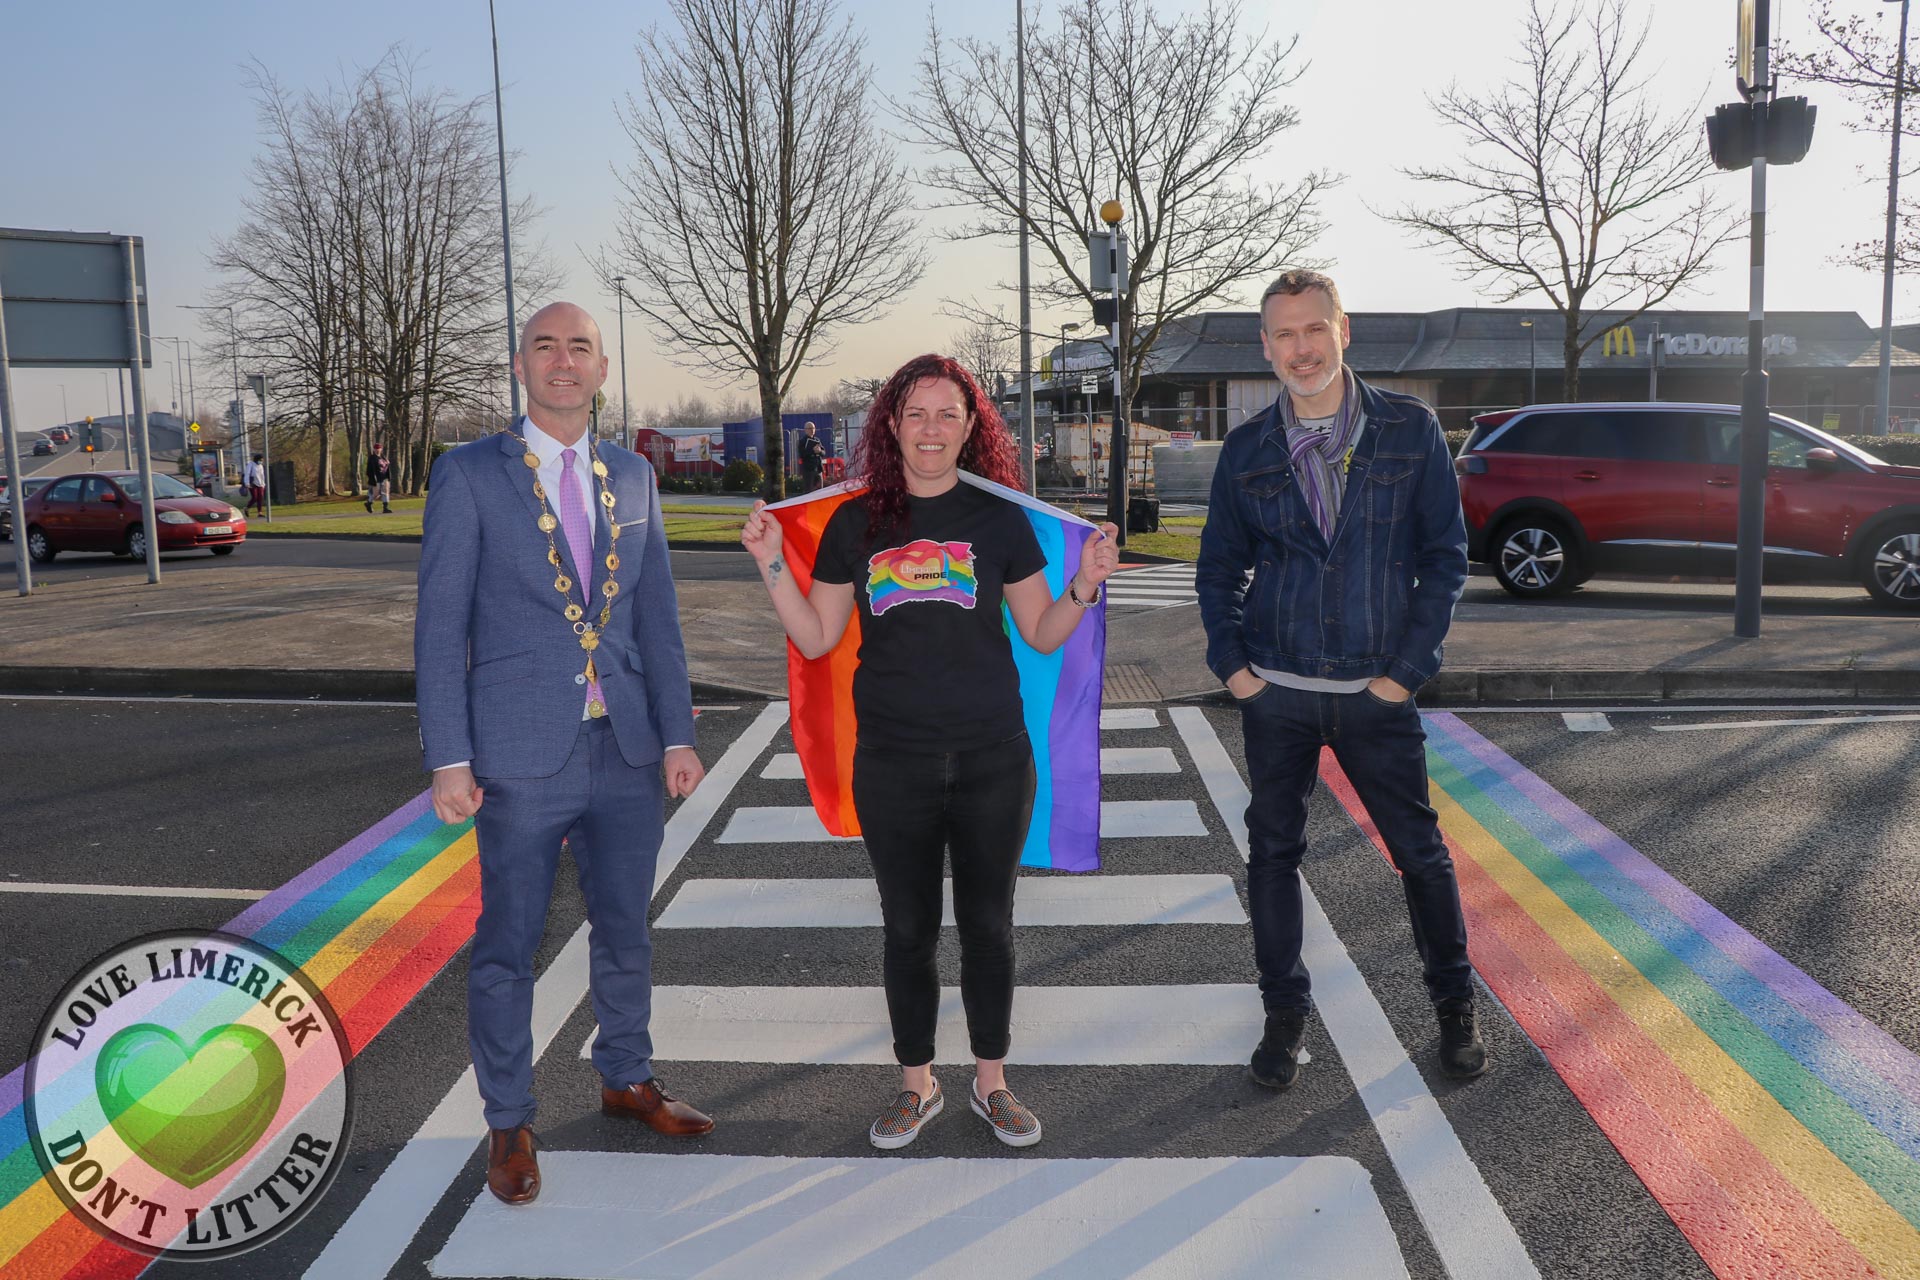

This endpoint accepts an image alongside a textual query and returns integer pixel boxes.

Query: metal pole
[119,367,131,469]
[1105,228,1130,544]
[1016,0,1035,491]
[124,238,161,584]
[258,381,273,522]
[615,278,630,451]
[1734,6,1772,639]
[1876,0,1910,437]
[488,0,520,422]
[60,385,69,426]
[0,271,32,595]
[1650,319,1661,400]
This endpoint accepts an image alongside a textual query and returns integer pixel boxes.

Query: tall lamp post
[1520,318,1536,405]
[488,0,520,422]
[613,275,632,451]
[1876,0,1911,436]
[182,304,245,475]
[1015,0,1035,491]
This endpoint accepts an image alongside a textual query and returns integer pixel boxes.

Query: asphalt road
[2,696,1913,1277]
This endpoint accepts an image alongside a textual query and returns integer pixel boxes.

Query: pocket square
[616,516,649,528]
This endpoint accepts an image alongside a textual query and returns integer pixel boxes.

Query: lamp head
[1099,200,1124,226]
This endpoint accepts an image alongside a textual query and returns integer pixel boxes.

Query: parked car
[31,439,55,456]
[0,475,53,540]
[22,470,247,562]
[1455,402,1920,608]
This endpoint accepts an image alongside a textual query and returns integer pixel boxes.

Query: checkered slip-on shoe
[969,1083,1043,1148]
[869,1079,943,1150]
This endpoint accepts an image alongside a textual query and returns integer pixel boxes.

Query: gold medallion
[581,631,600,652]
[565,604,584,622]
[599,490,616,510]
[522,452,540,469]
[584,656,597,682]
[587,699,606,718]
[605,553,620,572]
[602,581,619,599]
[554,574,572,593]
[548,548,562,567]
[537,513,558,533]
[591,459,609,478]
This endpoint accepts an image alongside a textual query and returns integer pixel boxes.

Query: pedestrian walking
[740,353,1118,1151]
[243,453,266,517]
[415,301,712,1209]
[1195,269,1485,1089]
[365,441,393,513]
[797,420,826,493]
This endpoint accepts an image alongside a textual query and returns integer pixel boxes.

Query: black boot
[1436,998,1488,1079]
[364,497,373,512]
[1249,1008,1307,1090]
[382,503,392,513]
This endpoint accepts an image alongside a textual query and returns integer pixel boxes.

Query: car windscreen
[1772,414,1885,466]
[116,473,199,501]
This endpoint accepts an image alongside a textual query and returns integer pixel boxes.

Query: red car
[23,470,248,562]
[1455,403,1920,608]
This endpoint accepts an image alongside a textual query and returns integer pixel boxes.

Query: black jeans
[852,733,1036,1066]
[1239,682,1473,1012]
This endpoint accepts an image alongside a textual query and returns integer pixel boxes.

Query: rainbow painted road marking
[1324,713,1920,1280]
[0,793,480,1279]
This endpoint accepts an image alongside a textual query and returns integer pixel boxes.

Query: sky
[0,0,1909,432]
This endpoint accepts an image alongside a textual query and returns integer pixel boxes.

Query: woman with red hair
[742,353,1119,1151]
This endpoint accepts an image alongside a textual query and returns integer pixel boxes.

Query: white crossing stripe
[1169,706,1540,1280]
[1651,712,1920,732]
[761,747,1179,779]
[430,1152,1407,1280]
[590,984,1264,1064]
[1561,712,1613,732]
[1101,707,1159,729]
[1105,562,1198,609]
[656,874,1247,929]
[717,800,1205,844]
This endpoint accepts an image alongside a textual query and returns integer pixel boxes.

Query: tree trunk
[1563,313,1583,402]
[759,374,785,502]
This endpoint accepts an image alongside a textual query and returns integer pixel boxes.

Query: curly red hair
[851,354,1026,542]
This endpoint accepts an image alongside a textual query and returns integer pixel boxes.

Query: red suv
[1455,403,1920,608]
[23,470,247,562]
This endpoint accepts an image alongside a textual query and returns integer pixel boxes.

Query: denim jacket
[1196,376,1467,692]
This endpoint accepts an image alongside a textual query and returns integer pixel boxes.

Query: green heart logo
[95,1023,286,1189]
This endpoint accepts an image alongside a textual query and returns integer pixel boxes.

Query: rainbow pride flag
[0,794,481,1279]
[1324,715,1920,1280]
[768,473,1106,872]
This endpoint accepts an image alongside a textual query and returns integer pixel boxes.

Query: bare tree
[608,0,925,499]
[952,314,1017,394]
[899,0,1329,400]
[1776,0,1920,271]
[1384,0,1739,399]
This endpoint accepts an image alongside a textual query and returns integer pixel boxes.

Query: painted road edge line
[302,700,791,1280]
[1168,705,1540,1280]
[0,881,270,900]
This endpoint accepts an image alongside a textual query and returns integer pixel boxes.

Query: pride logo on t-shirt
[866,539,978,615]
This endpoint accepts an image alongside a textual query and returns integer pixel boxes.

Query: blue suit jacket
[414,427,696,778]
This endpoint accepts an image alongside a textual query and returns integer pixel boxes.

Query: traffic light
[1706,97,1816,172]
[84,416,95,452]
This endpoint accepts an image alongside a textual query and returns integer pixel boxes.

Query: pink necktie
[559,447,606,713]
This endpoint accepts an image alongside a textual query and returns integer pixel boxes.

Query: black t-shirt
[813,482,1047,752]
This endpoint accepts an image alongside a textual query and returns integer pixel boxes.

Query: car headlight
[228,507,245,522]
[157,511,193,525]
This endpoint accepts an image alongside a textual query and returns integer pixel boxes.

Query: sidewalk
[1,558,1915,703]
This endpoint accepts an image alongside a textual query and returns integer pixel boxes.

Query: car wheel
[126,526,147,560]
[26,526,56,563]
[1491,515,1581,599]
[210,545,236,556]
[1862,523,1920,609]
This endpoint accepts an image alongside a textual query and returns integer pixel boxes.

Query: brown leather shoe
[486,1125,539,1205]
[601,1079,714,1136]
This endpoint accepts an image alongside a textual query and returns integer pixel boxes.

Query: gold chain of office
[512,431,622,717]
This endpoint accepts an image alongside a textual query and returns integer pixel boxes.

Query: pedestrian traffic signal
[1706,97,1816,172]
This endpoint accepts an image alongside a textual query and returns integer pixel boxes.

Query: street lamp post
[613,275,631,451]
[488,0,521,422]
[1877,0,1911,436]
[59,385,69,426]
[1016,0,1035,492]
[182,304,245,476]
[1520,318,1536,405]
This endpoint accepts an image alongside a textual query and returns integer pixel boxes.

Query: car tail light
[1455,455,1488,475]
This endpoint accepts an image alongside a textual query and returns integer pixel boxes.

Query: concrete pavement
[1,541,1915,703]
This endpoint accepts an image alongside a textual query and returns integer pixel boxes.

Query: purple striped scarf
[1281,368,1364,540]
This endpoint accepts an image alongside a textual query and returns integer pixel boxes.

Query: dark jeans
[1239,682,1473,1012]
[852,733,1036,1066]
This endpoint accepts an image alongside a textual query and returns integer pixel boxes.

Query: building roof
[1126,307,1920,382]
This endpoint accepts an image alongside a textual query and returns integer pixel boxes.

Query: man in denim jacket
[1197,269,1485,1088]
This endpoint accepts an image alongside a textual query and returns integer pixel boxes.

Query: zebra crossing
[315,701,1529,1280]
[1104,561,1198,610]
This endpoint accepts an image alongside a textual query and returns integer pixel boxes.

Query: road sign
[189,420,200,433]
[1080,375,1099,395]
[1169,431,1196,450]
[0,229,151,367]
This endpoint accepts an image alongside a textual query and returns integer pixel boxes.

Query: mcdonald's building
[1031,306,1920,439]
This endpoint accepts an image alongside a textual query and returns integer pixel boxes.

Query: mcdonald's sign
[1601,326,1637,358]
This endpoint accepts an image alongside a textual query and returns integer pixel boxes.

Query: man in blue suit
[416,301,713,1207]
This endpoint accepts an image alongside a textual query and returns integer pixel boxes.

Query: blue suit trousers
[468,718,663,1130]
